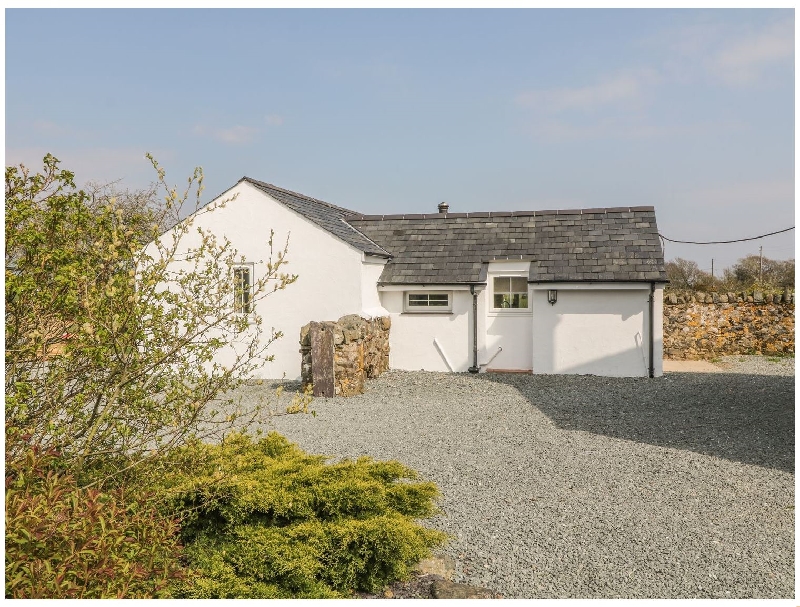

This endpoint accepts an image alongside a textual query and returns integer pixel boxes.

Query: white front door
[484,271,533,371]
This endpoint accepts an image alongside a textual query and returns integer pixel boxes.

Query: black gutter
[648,282,655,378]
[468,284,479,373]
[377,281,488,287]
[529,279,668,284]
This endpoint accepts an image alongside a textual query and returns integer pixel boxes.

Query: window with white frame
[233,265,253,314]
[492,276,529,309]
[404,291,452,312]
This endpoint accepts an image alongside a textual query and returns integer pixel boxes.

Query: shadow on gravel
[479,372,795,473]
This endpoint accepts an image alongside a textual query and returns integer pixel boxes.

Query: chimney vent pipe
[438,201,449,214]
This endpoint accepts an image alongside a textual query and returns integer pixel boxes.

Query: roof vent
[438,201,449,214]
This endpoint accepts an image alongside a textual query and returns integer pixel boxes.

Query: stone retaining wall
[300,314,390,396]
[663,290,794,359]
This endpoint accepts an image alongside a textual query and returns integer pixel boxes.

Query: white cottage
[175,177,667,379]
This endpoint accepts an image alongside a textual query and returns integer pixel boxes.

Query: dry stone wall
[663,290,794,359]
[300,314,390,397]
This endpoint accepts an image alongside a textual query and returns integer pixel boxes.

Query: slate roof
[241,178,391,257]
[241,177,666,284]
[345,207,667,284]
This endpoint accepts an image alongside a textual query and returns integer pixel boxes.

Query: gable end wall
[167,182,367,379]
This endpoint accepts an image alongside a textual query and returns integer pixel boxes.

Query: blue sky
[5,8,795,272]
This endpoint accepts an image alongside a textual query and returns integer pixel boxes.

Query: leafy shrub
[6,155,297,483]
[163,432,447,598]
[5,448,185,598]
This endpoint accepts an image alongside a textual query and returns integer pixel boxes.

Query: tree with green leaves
[724,254,795,290]
[664,258,713,290]
[665,255,794,292]
[5,154,296,485]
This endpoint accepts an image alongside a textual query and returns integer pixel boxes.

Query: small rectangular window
[233,266,252,314]
[492,276,529,309]
[404,291,452,312]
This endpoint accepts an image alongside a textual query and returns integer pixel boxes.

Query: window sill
[487,309,532,317]
[401,311,454,315]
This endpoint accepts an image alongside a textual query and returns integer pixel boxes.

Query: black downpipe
[468,284,479,373]
[648,282,655,378]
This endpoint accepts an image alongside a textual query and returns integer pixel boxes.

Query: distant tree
[665,258,705,289]
[666,254,794,292]
[692,269,722,292]
[775,258,795,287]
[730,255,760,285]
[725,254,795,290]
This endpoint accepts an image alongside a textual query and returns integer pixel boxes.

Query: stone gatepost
[300,314,390,397]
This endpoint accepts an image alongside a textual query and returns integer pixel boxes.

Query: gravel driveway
[232,355,794,599]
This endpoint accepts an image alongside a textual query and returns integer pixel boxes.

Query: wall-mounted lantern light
[547,289,558,305]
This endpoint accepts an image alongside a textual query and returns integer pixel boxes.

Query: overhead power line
[658,226,794,245]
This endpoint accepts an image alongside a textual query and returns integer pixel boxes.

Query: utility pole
[711,258,714,279]
[759,246,763,283]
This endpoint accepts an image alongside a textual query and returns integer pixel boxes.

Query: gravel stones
[715,354,795,376]
[233,356,794,599]
[429,580,496,599]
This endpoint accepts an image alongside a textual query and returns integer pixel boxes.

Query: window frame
[403,291,453,313]
[232,263,254,315]
[490,275,530,312]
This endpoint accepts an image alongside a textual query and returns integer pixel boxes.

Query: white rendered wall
[380,288,473,372]
[153,181,365,380]
[531,284,660,377]
[361,258,388,317]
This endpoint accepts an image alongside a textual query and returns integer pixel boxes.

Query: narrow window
[492,276,529,309]
[233,266,252,314]
[404,292,452,312]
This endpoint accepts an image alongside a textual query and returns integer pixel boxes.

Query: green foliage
[278,381,315,414]
[5,154,297,484]
[5,447,184,598]
[5,156,444,600]
[161,432,447,598]
[666,255,794,293]
[665,258,706,290]
[724,254,794,290]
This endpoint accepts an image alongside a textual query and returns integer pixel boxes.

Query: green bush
[5,448,185,599]
[163,432,447,598]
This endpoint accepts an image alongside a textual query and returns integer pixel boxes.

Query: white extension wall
[361,257,388,318]
[377,279,664,377]
[379,287,474,372]
[152,181,370,380]
[531,283,663,377]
